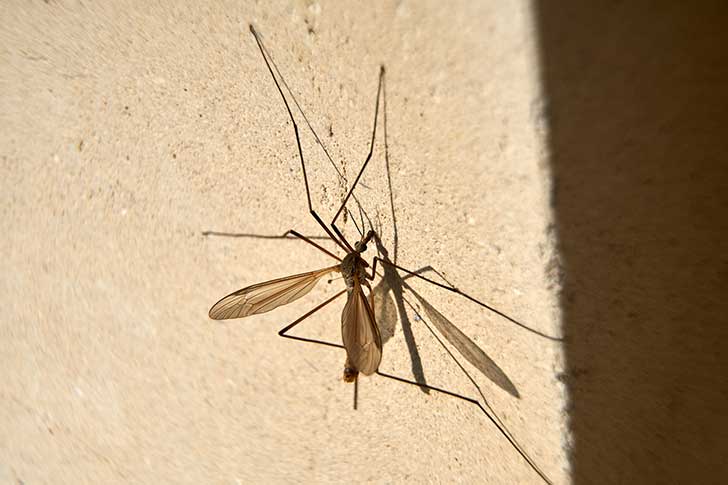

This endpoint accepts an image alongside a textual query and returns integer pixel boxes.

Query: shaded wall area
[535,2,728,483]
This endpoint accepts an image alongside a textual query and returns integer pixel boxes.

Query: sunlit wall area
[0,1,588,483]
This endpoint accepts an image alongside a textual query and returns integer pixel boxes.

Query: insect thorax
[341,252,367,291]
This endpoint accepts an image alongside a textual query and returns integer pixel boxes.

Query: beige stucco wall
[24,1,728,484]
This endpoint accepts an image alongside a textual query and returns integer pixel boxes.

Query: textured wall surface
[536,1,728,484]
[2,1,574,484]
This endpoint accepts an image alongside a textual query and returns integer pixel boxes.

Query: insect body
[209,229,381,384]
[339,231,380,382]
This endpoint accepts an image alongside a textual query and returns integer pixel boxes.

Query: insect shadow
[203,24,560,485]
[358,73,525,398]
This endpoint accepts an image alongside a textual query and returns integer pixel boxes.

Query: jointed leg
[249,25,351,253]
[400,264,454,287]
[257,27,373,239]
[375,370,553,485]
[372,257,561,341]
[278,289,363,410]
[348,208,364,239]
[330,66,386,247]
[202,230,328,240]
[278,290,347,349]
[202,229,342,262]
[282,230,342,262]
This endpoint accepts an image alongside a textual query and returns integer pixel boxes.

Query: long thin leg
[202,229,341,261]
[330,66,386,247]
[375,371,553,485]
[399,265,453,286]
[398,291,523,450]
[348,208,364,239]
[381,66,399,263]
[277,289,363,411]
[253,23,366,196]
[282,230,342,262]
[372,257,562,341]
[353,376,359,410]
[260,26,375,218]
[202,230,329,241]
[278,289,347,348]
[249,25,351,253]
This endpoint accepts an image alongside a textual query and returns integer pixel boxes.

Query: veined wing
[209,265,340,320]
[341,279,382,375]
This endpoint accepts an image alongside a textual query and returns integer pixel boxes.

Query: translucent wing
[341,279,382,375]
[209,265,340,320]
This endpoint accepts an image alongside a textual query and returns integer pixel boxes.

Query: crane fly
[209,229,382,382]
[207,24,556,485]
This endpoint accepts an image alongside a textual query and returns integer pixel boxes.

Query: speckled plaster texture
[0,2,573,484]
